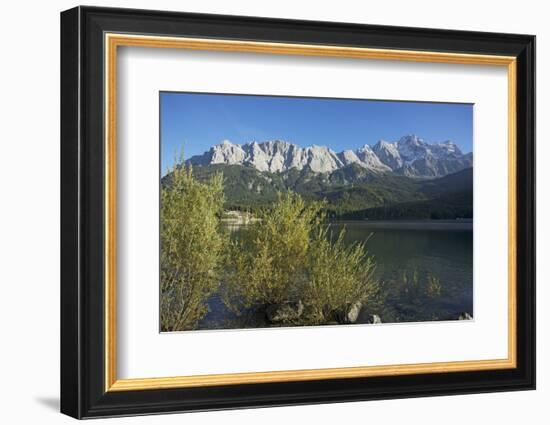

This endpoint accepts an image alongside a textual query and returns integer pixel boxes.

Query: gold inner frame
[104,33,518,392]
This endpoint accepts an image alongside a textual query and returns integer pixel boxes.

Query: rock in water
[336,301,363,324]
[266,301,304,324]
[366,314,382,324]
[458,312,473,320]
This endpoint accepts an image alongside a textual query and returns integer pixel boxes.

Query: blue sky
[160,92,473,173]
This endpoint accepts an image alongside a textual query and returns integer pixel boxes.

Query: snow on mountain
[372,135,471,177]
[187,135,472,178]
[396,135,428,162]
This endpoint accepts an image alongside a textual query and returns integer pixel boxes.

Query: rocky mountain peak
[187,136,472,178]
[398,134,423,146]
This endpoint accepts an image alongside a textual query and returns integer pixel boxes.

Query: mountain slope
[337,168,473,220]
[171,163,473,219]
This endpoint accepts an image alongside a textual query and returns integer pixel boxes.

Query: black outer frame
[60,6,536,419]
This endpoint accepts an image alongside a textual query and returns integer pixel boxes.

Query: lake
[199,220,473,329]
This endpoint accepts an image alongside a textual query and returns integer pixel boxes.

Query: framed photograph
[60,6,535,419]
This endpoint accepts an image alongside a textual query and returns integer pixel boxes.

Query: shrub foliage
[223,192,323,309]
[161,162,380,330]
[160,162,227,331]
[224,192,379,324]
[304,227,378,324]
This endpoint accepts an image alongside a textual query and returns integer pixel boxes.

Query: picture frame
[60,5,535,419]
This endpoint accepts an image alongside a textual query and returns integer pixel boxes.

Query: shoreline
[223,217,473,230]
[327,219,473,231]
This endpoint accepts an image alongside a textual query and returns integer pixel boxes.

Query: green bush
[224,192,323,311]
[224,191,380,325]
[160,162,228,331]
[304,227,378,324]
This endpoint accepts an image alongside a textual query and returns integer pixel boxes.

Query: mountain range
[165,135,473,219]
[187,135,473,178]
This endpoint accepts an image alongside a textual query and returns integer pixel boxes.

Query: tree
[224,191,380,326]
[224,192,323,312]
[160,162,227,331]
[303,227,378,324]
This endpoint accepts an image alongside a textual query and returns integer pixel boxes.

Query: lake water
[329,220,473,323]
[199,220,473,329]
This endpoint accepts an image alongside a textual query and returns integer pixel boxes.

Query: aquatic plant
[426,273,442,298]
